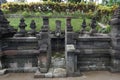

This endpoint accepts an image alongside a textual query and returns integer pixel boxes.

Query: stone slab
[53,68,66,78]
[0,69,6,75]
[66,44,75,51]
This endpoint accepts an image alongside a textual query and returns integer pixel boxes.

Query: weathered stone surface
[66,45,75,52]
[24,67,37,72]
[45,72,53,78]
[53,68,66,78]
[52,58,65,68]
[0,60,2,69]
[28,20,37,37]
[66,17,73,32]
[14,18,27,37]
[55,20,62,37]
[110,6,120,72]
[45,68,53,78]
[0,69,6,75]
[9,63,18,68]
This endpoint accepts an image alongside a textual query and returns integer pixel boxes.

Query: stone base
[34,68,67,78]
[109,67,120,73]
[34,68,53,78]
[0,69,6,75]
[53,68,66,78]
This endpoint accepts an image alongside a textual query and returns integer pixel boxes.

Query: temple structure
[0,5,120,78]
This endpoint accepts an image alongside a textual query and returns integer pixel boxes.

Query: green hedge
[2,2,118,13]
[1,2,119,21]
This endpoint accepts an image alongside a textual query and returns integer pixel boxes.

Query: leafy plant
[22,11,31,18]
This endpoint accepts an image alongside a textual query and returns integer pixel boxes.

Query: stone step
[34,68,66,78]
[0,69,6,75]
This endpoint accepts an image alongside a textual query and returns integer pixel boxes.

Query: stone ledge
[0,69,6,75]
[66,44,75,52]
[34,68,66,78]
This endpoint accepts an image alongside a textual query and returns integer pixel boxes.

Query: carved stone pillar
[37,33,51,73]
[110,6,120,72]
[36,17,51,74]
[55,20,61,37]
[41,16,49,32]
[66,48,80,77]
[66,17,81,76]
[66,17,73,32]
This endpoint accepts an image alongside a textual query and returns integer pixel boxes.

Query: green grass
[7,17,91,32]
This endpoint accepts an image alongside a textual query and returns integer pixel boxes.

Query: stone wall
[66,6,120,77]
[1,6,120,78]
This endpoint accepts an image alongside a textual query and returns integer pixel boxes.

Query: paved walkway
[0,71,120,80]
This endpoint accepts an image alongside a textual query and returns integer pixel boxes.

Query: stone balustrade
[0,6,120,78]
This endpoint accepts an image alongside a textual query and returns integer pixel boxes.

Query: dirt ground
[0,71,120,80]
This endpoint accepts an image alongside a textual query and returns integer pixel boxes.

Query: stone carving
[55,20,61,37]
[110,6,120,72]
[14,18,27,37]
[66,17,73,32]
[36,17,51,74]
[0,5,120,78]
[0,9,16,38]
[28,20,37,36]
[90,17,97,36]
[41,16,49,32]
[80,18,87,34]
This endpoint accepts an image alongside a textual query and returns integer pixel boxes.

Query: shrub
[35,12,41,16]
[1,2,119,20]
[22,11,31,17]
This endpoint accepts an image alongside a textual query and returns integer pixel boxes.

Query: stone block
[24,67,37,72]
[45,72,53,78]
[66,44,75,51]
[9,62,18,68]
[0,69,6,75]
[24,62,32,68]
[53,68,66,78]
[52,58,65,68]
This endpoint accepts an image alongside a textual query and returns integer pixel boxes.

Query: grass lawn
[7,17,91,31]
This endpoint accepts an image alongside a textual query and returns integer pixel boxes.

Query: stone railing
[0,10,65,77]
[66,6,120,77]
[0,6,120,78]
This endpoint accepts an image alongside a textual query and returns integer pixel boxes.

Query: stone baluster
[14,18,27,37]
[110,6,120,72]
[90,17,97,36]
[66,17,81,76]
[55,20,61,37]
[80,18,87,34]
[0,9,16,38]
[28,20,36,36]
[41,16,49,32]
[35,17,51,78]
[66,17,73,32]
